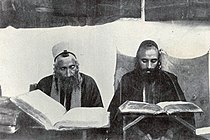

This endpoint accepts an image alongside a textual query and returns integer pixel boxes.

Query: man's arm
[162,71,186,101]
[108,84,121,124]
[89,79,103,107]
[81,74,103,107]
[164,71,195,126]
[36,75,52,96]
[171,75,186,101]
[107,74,130,135]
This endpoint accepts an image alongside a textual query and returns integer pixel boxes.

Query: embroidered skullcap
[52,41,76,62]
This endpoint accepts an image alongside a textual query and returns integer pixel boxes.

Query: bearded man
[108,40,195,139]
[37,42,103,111]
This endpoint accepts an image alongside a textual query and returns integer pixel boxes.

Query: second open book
[119,100,203,115]
[10,90,109,130]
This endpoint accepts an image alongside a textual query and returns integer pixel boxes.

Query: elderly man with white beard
[37,42,103,111]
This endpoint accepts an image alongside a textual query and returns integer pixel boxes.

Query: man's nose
[146,61,152,69]
[66,69,72,77]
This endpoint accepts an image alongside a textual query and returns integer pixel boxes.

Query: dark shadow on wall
[1,0,210,28]
[146,0,210,21]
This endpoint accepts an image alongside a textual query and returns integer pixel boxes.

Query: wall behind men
[0,19,210,109]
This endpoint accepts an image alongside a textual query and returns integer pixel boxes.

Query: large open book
[119,100,203,115]
[10,90,109,130]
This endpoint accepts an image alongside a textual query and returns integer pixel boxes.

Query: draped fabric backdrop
[114,50,209,128]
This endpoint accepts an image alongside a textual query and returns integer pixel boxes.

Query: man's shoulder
[80,73,100,90]
[37,75,53,96]
[38,75,53,84]
[80,73,96,83]
[121,69,178,79]
[160,70,177,80]
[121,69,138,79]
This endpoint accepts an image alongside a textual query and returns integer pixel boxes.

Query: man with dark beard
[108,40,195,139]
[37,42,103,110]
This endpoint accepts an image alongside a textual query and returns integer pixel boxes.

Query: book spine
[0,114,17,126]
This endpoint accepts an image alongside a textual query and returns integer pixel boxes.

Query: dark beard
[141,68,159,83]
[142,68,156,75]
[59,76,79,94]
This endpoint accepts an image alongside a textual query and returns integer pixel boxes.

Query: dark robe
[108,69,195,139]
[37,73,103,107]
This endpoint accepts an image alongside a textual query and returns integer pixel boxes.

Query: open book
[119,100,203,115]
[10,90,109,130]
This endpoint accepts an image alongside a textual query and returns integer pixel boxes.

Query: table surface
[122,114,207,140]
[0,127,108,140]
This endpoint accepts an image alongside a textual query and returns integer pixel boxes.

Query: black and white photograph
[0,0,210,139]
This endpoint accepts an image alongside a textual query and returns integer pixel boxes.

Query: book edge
[10,97,53,130]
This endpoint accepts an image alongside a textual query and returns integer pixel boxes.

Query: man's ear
[157,49,162,69]
[53,63,57,73]
[158,49,162,58]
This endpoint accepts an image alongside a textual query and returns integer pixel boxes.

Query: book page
[196,127,210,139]
[119,101,164,115]
[10,90,66,128]
[54,107,110,129]
[157,101,203,114]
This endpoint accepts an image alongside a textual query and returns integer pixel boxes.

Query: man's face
[137,46,159,74]
[54,55,79,80]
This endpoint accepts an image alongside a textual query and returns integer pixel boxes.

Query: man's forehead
[55,55,77,65]
[138,46,158,57]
